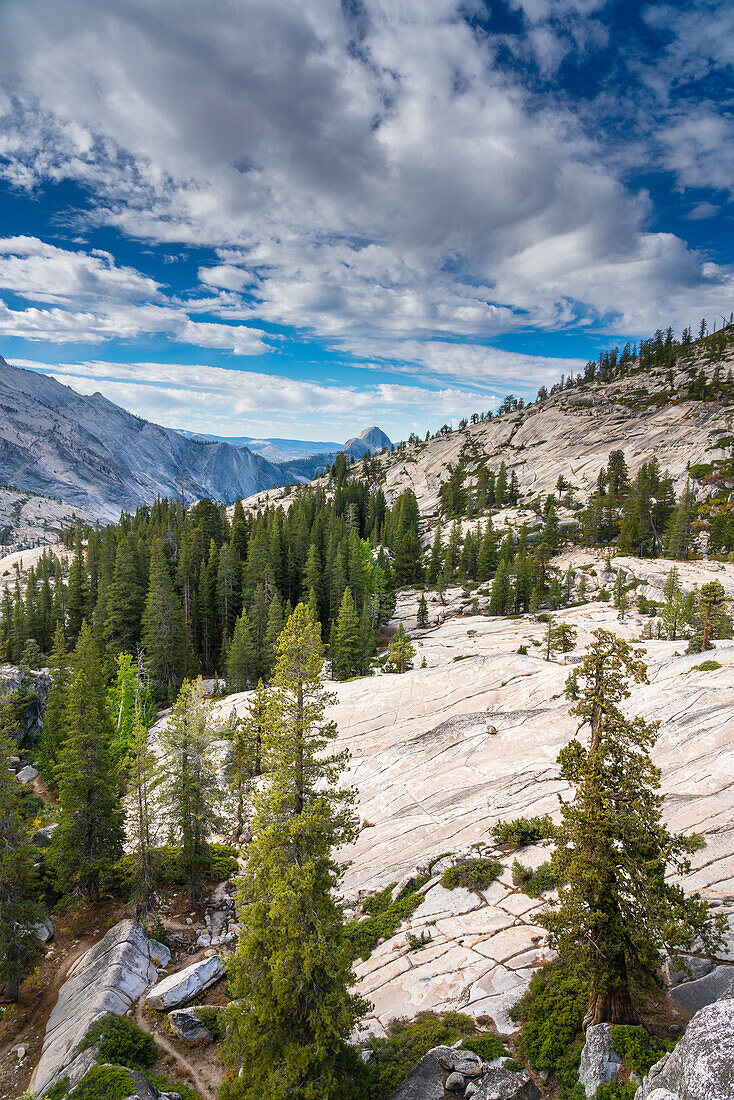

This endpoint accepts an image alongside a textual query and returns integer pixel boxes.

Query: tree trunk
[584,988,639,1029]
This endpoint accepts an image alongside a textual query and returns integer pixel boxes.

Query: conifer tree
[417,592,428,628]
[224,604,362,1099]
[142,539,188,701]
[489,560,513,616]
[36,623,69,782]
[386,623,416,674]
[103,535,143,658]
[264,593,284,679]
[542,630,722,1027]
[66,529,88,646]
[0,723,44,1002]
[158,678,220,907]
[227,609,257,693]
[332,588,361,681]
[228,679,267,841]
[50,623,124,902]
[127,693,158,918]
[698,581,727,651]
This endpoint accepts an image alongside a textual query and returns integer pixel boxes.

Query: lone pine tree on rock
[542,629,723,1029]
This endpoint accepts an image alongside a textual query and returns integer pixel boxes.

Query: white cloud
[12,357,484,438]
[0,0,729,354]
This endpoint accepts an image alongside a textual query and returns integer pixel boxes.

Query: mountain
[177,432,343,463]
[0,357,291,518]
[343,425,392,458]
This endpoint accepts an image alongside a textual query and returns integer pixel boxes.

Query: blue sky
[0,0,732,442]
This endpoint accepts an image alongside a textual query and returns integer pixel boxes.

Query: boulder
[474,1066,540,1099]
[146,954,223,1010]
[33,823,58,847]
[35,917,54,943]
[669,965,734,1016]
[17,764,39,784]
[636,980,734,1098]
[388,1045,455,1099]
[68,1064,182,1100]
[30,919,171,1098]
[167,1007,213,1045]
[579,1023,623,1097]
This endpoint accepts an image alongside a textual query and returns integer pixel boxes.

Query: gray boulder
[34,917,54,943]
[388,1045,455,1099]
[669,965,734,1017]
[579,1024,623,1097]
[30,919,171,1097]
[636,980,734,1099]
[146,954,223,1010]
[167,1007,214,1045]
[33,823,58,847]
[17,764,39,784]
[474,1066,540,1099]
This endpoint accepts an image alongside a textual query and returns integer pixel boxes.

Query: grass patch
[441,858,501,892]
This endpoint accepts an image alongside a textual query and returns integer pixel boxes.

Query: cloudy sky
[0,0,731,442]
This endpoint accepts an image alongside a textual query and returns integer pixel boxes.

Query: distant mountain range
[0,357,391,519]
[178,424,392,464]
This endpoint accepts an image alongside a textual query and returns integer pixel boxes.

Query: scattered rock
[473,1066,540,1099]
[579,1024,623,1098]
[669,964,734,1016]
[167,1007,214,1045]
[445,1071,465,1091]
[17,764,39,784]
[388,1044,455,1099]
[146,954,224,1010]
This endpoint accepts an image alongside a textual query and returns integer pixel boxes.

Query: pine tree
[50,623,124,902]
[224,604,362,1100]
[0,721,45,1002]
[417,592,428,628]
[36,624,69,783]
[665,482,695,560]
[103,535,143,657]
[386,623,416,674]
[127,691,158,918]
[157,678,220,907]
[227,609,257,693]
[142,539,188,702]
[332,588,361,681]
[229,679,268,841]
[66,529,88,646]
[542,630,722,1027]
[698,581,727,651]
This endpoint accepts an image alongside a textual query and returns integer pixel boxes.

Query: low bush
[195,1005,225,1042]
[69,1065,138,1100]
[462,1034,506,1060]
[441,858,501,892]
[610,1025,676,1077]
[509,958,589,1097]
[692,660,721,672]
[148,1073,201,1100]
[345,878,428,961]
[511,860,558,897]
[81,1014,155,1068]
[363,1011,485,1098]
[594,1083,636,1099]
[686,636,714,655]
[491,815,555,849]
[112,842,238,895]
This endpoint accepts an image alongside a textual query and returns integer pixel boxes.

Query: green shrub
[502,1058,526,1073]
[363,1011,479,1098]
[492,815,555,848]
[511,860,558,897]
[112,842,238,896]
[441,858,501,892]
[509,958,589,1096]
[81,1014,155,1068]
[692,660,721,672]
[45,1081,70,1099]
[148,1073,201,1100]
[610,1025,676,1077]
[517,645,528,655]
[462,1034,506,1060]
[595,1082,636,1099]
[195,1005,225,1041]
[69,1065,138,1100]
[686,636,714,655]
[345,879,428,961]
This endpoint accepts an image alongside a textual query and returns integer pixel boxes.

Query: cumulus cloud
[0,0,730,350]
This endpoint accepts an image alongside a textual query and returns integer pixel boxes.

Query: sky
[0,0,732,443]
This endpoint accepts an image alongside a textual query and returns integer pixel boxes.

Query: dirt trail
[134,996,218,1100]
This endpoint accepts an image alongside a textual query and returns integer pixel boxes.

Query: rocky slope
[216,552,734,1041]
[0,356,293,519]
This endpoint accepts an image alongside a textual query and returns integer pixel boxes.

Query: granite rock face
[146,954,223,1010]
[636,981,734,1099]
[579,1024,623,1098]
[31,919,171,1097]
[167,1006,214,1045]
[0,663,50,745]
